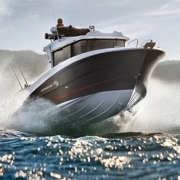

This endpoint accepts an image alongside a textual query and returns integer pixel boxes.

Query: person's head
[57,18,64,26]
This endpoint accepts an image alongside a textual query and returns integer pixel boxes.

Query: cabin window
[71,40,87,56]
[53,46,71,66]
[71,39,125,56]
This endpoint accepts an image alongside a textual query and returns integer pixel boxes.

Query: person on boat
[57,18,64,27]
[50,18,64,33]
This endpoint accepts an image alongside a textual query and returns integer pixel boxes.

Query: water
[0,55,180,179]
[1,131,180,179]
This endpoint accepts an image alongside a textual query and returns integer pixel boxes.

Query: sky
[0,0,180,60]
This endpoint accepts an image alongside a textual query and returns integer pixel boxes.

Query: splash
[0,55,62,136]
[119,61,180,134]
[6,98,57,135]
[0,57,28,123]
[120,80,180,134]
[0,50,48,134]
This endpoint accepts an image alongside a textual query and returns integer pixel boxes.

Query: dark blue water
[0,130,180,179]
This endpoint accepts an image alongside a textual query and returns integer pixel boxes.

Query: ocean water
[1,131,180,179]
[1,59,180,179]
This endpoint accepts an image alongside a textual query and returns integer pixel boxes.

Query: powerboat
[25,25,165,130]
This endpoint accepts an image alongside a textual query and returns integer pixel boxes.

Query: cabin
[44,26,129,68]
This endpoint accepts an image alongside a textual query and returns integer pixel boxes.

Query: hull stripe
[52,76,124,103]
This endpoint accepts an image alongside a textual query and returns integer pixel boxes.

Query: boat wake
[0,56,180,136]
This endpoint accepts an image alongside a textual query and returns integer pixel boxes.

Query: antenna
[11,66,23,90]
[18,66,29,87]
[46,0,56,22]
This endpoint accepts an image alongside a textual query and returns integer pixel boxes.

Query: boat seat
[57,25,90,37]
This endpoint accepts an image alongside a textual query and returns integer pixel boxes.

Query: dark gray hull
[27,47,164,130]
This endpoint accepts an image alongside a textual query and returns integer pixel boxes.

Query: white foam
[119,73,180,134]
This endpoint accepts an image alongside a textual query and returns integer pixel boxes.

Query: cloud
[0,0,10,19]
[147,1,180,17]
[0,0,179,60]
[148,9,180,16]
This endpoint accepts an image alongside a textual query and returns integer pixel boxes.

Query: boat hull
[27,47,164,134]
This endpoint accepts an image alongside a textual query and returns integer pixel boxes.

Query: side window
[53,46,71,66]
[54,49,63,66]
[114,40,125,47]
[71,40,87,56]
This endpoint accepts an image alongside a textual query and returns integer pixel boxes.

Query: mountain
[0,49,48,83]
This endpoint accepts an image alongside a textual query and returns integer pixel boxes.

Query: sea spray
[119,62,180,134]
[0,50,47,132]
[7,98,93,136]
[0,62,31,130]
[0,57,22,122]
[7,98,56,135]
